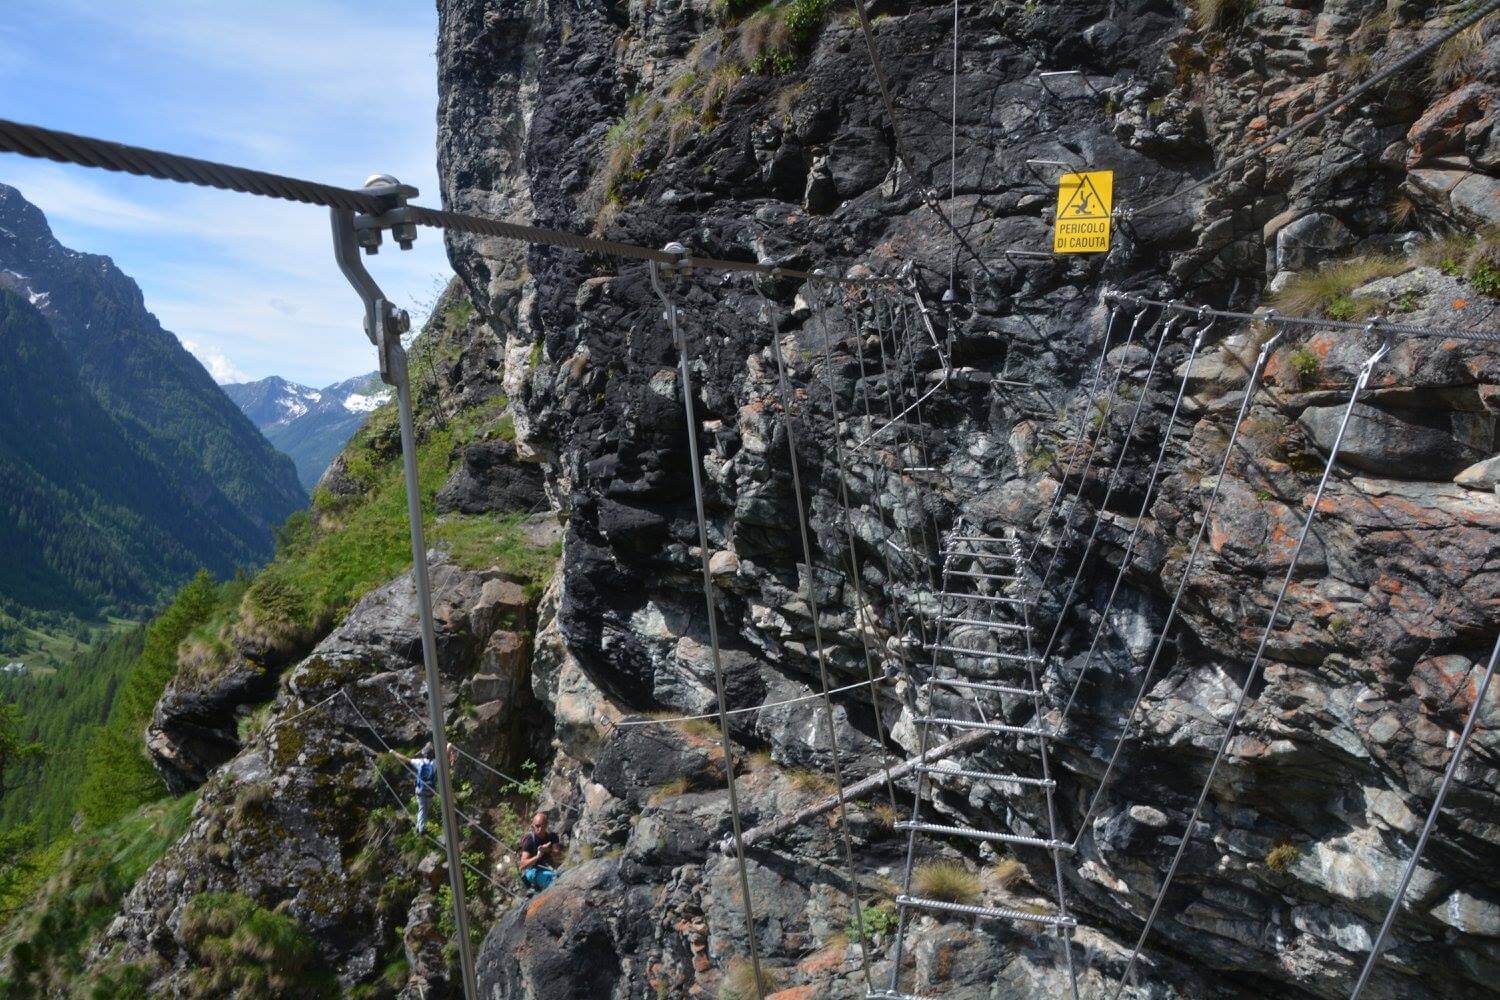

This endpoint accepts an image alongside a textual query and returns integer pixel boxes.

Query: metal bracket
[330,175,414,386]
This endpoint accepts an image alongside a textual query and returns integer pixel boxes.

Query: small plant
[1286,346,1319,379]
[719,956,778,1000]
[1328,615,1350,635]
[848,901,899,942]
[912,860,982,905]
[528,340,544,367]
[1391,288,1422,313]
[1265,840,1299,874]
[1429,8,1497,90]
[786,768,837,796]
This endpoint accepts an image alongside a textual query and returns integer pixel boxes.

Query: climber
[518,810,563,890]
[397,743,456,834]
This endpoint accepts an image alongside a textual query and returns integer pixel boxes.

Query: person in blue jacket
[398,743,456,834]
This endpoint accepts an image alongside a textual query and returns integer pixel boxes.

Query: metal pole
[330,199,477,1000]
[1349,629,1500,999]
[393,346,480,1000]
[649,251,766,999]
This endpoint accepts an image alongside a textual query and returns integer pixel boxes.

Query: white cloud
[179,337,249,384]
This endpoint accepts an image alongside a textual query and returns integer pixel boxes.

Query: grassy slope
[0,293,557,991]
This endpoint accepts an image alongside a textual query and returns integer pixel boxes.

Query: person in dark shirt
[518,810,562,890]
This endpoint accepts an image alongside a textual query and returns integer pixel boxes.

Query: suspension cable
[1129,0,1500,218]
[1349,630,1500,998]
[848,0,1002,289]
[1108,292,1500,345]
[0,117,894,288]
[1110,329,1394,996]
[759,278,875,993]
[649,258,767,999]
[1030,309,1156,599]
[1070,326,1285,845]
[611,675,884,727]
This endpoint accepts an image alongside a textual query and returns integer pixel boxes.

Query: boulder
[1297,401,1494,479]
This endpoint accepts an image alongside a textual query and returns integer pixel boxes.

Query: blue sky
[0,1,450,386]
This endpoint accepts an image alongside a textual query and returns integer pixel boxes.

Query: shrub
[912,860,982,905]
[1266,841,1299,874]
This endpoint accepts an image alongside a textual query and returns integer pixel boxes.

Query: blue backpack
[415,759,436,795]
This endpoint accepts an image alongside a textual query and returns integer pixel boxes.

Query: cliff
[26,1,1500,998]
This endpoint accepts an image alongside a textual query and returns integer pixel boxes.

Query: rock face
[428,0,1500,998]
[71,2,1500,999]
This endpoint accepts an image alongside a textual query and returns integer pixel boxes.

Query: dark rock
[436,438,545,515]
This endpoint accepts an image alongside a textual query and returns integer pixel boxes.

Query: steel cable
[1349,630,1500,999]
[1057,319,1209,723]
[1110,293,1500,345]
[1110,332,1394,996]
[1129,0,1500,218]
[1070,327,1285,846]
[758,279,875,993]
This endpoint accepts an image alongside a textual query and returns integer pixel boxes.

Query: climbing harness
[1110,325,1396,997]
[649,249,768,1000]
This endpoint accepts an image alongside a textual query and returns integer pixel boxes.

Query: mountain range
[223,373,391,489]
[0,183,305,631]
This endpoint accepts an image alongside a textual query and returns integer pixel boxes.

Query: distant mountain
[0,183,306,624]
[224,372,391,489]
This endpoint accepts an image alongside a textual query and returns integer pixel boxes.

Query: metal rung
[948,535,1022,544]
[942,548,1021,561]
[867,992,942,1000]
[938,592,1031,607]
[896,895,1078,928]
[901,466,940,473]
[925,677,1041,698]
[926,643,1037,663]
[936,615,1028,632]
[895,820,1075,852]
[916,764,1055,787]
[944,570,1024,582]
[915,716,1052,739]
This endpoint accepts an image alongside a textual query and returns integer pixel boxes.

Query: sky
[0,0,450,387]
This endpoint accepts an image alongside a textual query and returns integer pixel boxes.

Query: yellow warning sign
[1052,170,1113,254]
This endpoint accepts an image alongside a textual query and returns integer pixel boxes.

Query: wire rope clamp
[330,174,416,383]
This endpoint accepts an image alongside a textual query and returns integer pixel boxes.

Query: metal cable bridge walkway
[1,3,1498,989]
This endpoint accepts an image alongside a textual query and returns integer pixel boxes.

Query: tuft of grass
[1429,8,1497,90]
[912,860,982,905]
[700,61,746,126]
[988,856,1026,891]
[1265,841,1299,874]
[719,956,778,1000]
[786,768,837,797]
[1268,255,1404,318]
[0,795,197,993]
[1189,0,1257,32]
[180,892,337,997]
[1418,227,1500,298]
[431,512,559,601]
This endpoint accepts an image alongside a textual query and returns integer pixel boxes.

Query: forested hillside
[0,184,305,671]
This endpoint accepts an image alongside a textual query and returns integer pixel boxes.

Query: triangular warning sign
[1059,173,1109,219]
[1053,170,1113,254]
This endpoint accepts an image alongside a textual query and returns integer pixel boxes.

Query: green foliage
[0,794,196,996]
[0,629,141,839]
[178,892,336,998]
[1287,347,1320,378]
[431,513,559,601]
[847,900,899,942]
[1418,227,1500,298]
[78,573,229,829]
[782,0,831,45]
[528,339,544,368]
[710,0,768,22]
